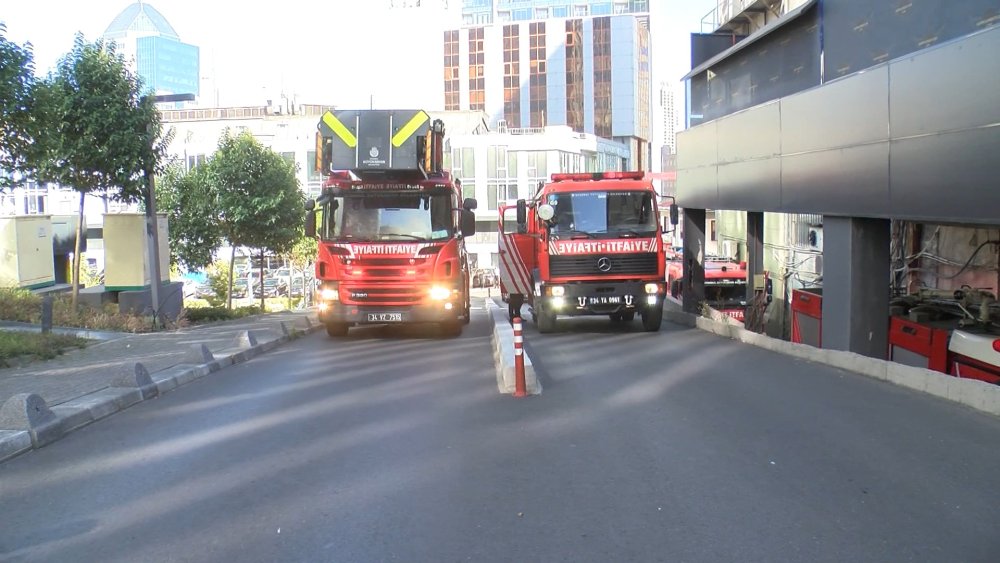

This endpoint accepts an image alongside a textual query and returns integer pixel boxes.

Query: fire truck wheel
[325,322,348,337]
[463,298,471,325]
[440,321,462,338]
[641,306,663,332]
[536,305,556,333]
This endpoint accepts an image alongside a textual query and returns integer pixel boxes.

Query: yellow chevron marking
[322,112,357,148]
[391,111,429,147]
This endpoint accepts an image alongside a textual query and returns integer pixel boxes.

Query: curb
[488,304,541,396]
[664,310,1000,418]
[0,318,323,464]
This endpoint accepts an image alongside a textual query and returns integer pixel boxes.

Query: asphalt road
[2,301,999,562]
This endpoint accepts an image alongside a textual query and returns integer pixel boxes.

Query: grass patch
[0,331,89,368]
[0,287,185,333]
[183,306,264,324]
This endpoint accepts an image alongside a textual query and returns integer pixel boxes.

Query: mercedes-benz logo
[596,257,612,272]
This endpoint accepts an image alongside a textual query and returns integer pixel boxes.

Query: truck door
[498,206,534,301]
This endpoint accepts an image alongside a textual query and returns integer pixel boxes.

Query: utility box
[0,215,56,289]
[103,213,169,291]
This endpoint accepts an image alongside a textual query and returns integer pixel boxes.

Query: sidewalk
[0,309,320,408]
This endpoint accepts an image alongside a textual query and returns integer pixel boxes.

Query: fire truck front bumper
[317,301,463,326]
[538,281,664,316]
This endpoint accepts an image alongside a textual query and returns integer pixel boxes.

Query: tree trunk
[227,246,236,310]
[71,191,85,311]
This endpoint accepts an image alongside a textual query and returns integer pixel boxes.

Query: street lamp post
[145,93,195,328]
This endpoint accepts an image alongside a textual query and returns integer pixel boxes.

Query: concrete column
[822,216,891,359]
[746,211,764,302]
[682,208,706,314]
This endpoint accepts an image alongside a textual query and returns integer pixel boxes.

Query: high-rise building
[445,0,653,169]
[658,82,677,155]
[102,2,199,99]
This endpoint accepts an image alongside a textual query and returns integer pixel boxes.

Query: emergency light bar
[550,171,647,182]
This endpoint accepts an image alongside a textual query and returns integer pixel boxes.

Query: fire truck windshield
[320,193,454,242]
[706,281,747,306]
[546,190,657,239]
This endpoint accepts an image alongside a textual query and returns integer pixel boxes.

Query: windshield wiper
[378,233,426,241]
[555,229,595,239]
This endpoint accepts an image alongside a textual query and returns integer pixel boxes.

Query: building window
[593,16,613,138]
[529,21,547,128]
[468,27,486,111]
[443,30,460,110]
[23,182,46,215]
[187,154,206,171]
[565,19,585,133]
[636,24,651,144]
[306,151,321,181]
[503,25,521,128]
[573,4,589,16]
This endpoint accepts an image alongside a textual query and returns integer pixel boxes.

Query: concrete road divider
[489,304,541,396]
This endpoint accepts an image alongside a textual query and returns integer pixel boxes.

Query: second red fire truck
[499,171,676,333]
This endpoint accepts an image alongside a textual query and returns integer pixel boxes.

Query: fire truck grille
[549,253,658,277]
[344,286,423,305]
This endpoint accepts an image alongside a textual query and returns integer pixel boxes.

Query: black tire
[508,294,524,322]
[325,322,348,337]
[641,305,663,332]
[463,297,471,325]
[440,321,462,338]
[537,303,556,333]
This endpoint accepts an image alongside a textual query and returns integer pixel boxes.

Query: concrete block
[258,336,281,352]
[111,362,159,400]
[303,316,313,328]
[50,404,96,433]
[181,343,214,365]
[0,430,32,463]
[59,390,122,422]
[235,330,258,348]
[0,394,65,448]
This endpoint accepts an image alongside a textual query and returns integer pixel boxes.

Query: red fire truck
[499,171,676,333]
[667,255,748,322]
[305,110,477,337]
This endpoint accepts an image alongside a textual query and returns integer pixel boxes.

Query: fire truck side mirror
[669,203,679,226]
[460,210,476,237]
[516,199,527,233]
[463,197,478,211]
[305,210,317,238]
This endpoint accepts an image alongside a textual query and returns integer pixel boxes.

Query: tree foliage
[210,130,304,308]
[35,34,169,201]
[156,163,222,271]
[0,23,38,190]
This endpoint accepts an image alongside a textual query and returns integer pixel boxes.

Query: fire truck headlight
[647,295,658,306]
[644,283,660,294]
[551,296,565,309]
[429,286,451,300]
[549,285,565,297]
[320,287,339,301]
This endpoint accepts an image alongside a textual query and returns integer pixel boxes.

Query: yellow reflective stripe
[322,112,357,148]
[391,111,429,147]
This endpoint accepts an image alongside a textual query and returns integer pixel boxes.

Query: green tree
[210,130,304,309]
[0,23,38,190]
[35,35,170,309]
[284,234,316,309]
[156,162,222,272]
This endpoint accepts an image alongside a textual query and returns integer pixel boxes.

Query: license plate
[367,312,402,322]
[588,296,623,305]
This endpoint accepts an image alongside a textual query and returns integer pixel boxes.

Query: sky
[1,0,717,111]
